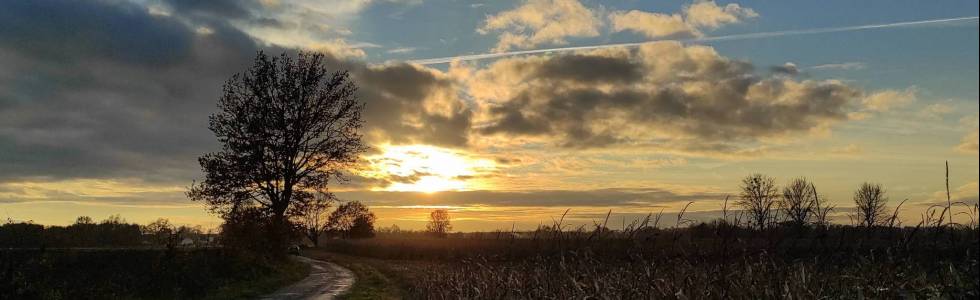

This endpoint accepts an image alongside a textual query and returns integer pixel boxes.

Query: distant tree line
[0,199,382,249]
[0,215,209,248]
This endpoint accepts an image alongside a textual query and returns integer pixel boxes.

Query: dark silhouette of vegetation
[811,183,835,228]
[0,216,214,249]
[854,182,889,227]
[4,162,978,298]
[737,174,779,229]
[0,215,185,248]
[0,248,308,299]
[426,209,453,238]
[188,51,366,253]
[327,201,376,239]
[0,215,306,299]
[780,177,817,228]
[317,221,978,299]
[292,192,335,246]
[218,207,294,254]
[141,218,182,248]
[309,163,978,299]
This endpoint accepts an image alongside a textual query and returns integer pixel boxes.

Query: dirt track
[259,256,355,300]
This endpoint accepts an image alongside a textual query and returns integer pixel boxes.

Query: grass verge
[0,249,311,300]
[205,255,310,300]
[304,250,410,300]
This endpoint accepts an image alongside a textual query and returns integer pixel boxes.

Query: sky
[1,0,977,231]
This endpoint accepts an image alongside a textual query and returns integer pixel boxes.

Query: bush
[220,208,299,257]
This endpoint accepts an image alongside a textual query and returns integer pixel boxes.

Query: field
[311,224,979,299]
[0,248,309,300]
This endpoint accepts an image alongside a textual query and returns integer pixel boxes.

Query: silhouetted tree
[854,182,888,228]
[188,51,366,250]
[377,224,402,234]
[327,201,375,239]
[75,216,93,225]
[142,218,175,246]
[426,209,453,237]
[291,192,334,246]
[349,215,376,239]
[780,177,816,228]
[92,215,142,246]
[738,174,779,229]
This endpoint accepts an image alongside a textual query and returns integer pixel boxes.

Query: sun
[361,145,495,193]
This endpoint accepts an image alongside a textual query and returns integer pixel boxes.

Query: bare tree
[426,209,453,237]
[780,177,817,228]
[738,174,779,230]
[854,182,888,228]
[188,51,366,249]
[291,192,335,247]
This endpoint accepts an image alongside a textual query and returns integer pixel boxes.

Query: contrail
[408,16,978,65]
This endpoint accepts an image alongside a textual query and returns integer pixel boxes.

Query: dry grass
[319,223,978,299]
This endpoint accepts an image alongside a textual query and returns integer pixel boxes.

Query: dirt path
[259,256,355,300]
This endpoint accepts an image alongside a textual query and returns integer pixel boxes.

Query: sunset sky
[1,0,977,231]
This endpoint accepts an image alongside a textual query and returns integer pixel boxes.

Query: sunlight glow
[361,145,496,193]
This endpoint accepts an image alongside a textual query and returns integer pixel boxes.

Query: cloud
[190,0,403,57]
[309,39,370,58]
[830,144,864,155]
[770,62,800,75]
[161,0,257,20]
[609,10,697,39]
[463,41,861,149]
[386,47,419,54]
[0,178,188,206]
[862,87,917,112]
[0,1,195,66]
[337,187,720,208]
[810,62,866,71]
[479,0,601,52]
[683,1,758,29]
[352,63,474,147]
[416,17,976,66]
[919,102,955,119]
[0,0,268,184]
[0,0,469,189]
[609,1,757,39]
[920,181,979,207]
[957,129,979,154]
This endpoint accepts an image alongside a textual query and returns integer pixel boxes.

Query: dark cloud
[534,54,644,84]
[325,62,474,148]
[769,62,800,76]
[0,1,266,184]
[0,0,193,66]
[473,43,860,148]
[0,0,470,188]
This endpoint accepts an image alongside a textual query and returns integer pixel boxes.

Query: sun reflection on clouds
[359,144,497,193]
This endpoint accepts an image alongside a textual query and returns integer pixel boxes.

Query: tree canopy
[189,51,366,230]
